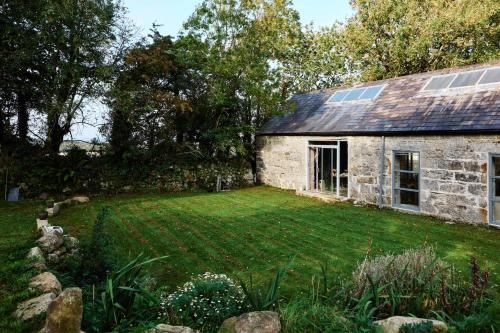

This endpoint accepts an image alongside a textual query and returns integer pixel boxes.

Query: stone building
[256,62,500,227]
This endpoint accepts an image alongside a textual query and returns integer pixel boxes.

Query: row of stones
[14,196,89,333]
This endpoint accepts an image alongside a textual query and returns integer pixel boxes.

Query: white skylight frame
[421,66,500,93]
[327,84,386,104]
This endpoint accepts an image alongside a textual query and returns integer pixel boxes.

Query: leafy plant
[79,207,113,284]
[162,272,247,332]
[239,265,288,311]
[99,254,167,331]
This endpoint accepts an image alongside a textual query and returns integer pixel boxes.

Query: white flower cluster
[158,272,247,327]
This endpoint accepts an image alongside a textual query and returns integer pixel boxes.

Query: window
[422,66,500,92]
[327,85,384,103]
[392,152,420,210]
[489,155,500,226]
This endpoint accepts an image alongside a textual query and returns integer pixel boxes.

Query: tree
[181,0,304,168]
[39,0,127,153]
[342,0,500,81]
[0,0,46,144]
[106,31,192,158]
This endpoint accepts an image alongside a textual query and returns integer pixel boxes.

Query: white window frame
[392,150,420,212]
[306,140,348,197]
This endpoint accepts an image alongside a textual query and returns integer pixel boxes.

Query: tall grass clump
[347,247,493,322]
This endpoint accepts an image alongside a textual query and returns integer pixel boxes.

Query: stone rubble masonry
[256,134,500,225]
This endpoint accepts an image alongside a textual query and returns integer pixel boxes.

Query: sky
[72,0,353,141]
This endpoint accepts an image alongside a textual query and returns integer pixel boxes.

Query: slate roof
[258,61,500,136]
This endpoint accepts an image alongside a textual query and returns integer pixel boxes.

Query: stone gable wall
[256,134,500,225]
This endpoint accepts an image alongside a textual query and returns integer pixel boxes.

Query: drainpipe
[378,136,385,209]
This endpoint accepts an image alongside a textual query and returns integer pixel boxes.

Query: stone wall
[256,134,500,225]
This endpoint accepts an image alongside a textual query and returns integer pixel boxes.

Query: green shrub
[162,272,247,332]
[239,265,287,311]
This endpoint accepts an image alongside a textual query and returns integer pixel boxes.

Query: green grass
[1,186,499,331]
[0,200,44,332]
[1,186,499,304]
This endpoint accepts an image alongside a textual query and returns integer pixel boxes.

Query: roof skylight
[423,66,500,91]
[327,85,384,103]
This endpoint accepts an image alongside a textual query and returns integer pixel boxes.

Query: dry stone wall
[256,134,500,225]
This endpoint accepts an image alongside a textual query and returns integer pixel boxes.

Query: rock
[71,196,89,203]
[40,288,83,333]
[62,198,73,205]
[218,311,281,333]
[47,253,62,264]
[37,218,49,230]
[27,246,47,270]
[145,324,198,333]
[374,316,448,333]
[38,232,64,253]
[29,272,62,295]
[63,235,79,249]
[42,226,64,236]
[13,293,56,321]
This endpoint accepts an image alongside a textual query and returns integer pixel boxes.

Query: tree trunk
[45,113,68,155]
[16,92,29,142]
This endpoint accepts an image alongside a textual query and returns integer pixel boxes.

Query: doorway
[307,140,348,197]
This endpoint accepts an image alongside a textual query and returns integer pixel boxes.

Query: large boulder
[27,246,47,270]
[145,324,198,333]
[40,287,83,333]
[13,293,56,321]
[37,231,64,253]
[29,272,62,296]
[218,311,281,333]
[374,316,448,333]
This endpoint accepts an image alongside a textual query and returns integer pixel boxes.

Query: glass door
[308,141,345,195]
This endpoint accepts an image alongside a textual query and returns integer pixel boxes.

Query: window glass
[493,156,500,177]
[394,189,419,207]
[479,68,500,85]
[343,88,365,101]
[493,202,500,222]
[395,172,419,190]
[449,70,484,88]
[360,86,383,99]
[328,90,349,102]
[495,179,500,197]
[393,151,419,209]
[395,153,419,172]
[423,75,455,90]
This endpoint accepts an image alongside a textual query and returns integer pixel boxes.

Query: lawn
[1,186,499,297]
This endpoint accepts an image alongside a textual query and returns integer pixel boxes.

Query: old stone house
[256,61,500,227]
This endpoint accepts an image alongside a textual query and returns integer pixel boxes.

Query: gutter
[256,129,500,137]
[378,136,385,209]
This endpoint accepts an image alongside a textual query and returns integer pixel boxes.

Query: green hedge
[2,148,252,198]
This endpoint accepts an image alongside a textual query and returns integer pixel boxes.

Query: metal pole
[336,141,340,196]
[378,136,386,208]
